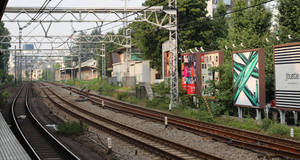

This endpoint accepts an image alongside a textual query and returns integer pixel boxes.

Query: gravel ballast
[40,83,273,160]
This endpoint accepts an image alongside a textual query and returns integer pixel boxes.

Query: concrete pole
[18,28,22,82]
[14,46,17,84]
[238,107,243,119]
[78,43,81,80]
[293,111,298,125]
[52,62,55,81]
[279,110,286,124]
[256,109,262,121]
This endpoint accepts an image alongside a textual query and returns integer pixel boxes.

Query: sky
[4,0,146,49]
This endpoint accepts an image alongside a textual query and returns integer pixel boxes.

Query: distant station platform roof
[0,113,31,160]
[0,0,8,20]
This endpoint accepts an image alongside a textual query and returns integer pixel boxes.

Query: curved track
[11,84,80,160]
[42,83,223,160]
[48,82,300,159]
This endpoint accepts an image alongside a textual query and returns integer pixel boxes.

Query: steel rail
[25,84,80,160]
[11,85,40,159]
[55,83,300,159]
[41,84,223,160]
[11,84,80,160]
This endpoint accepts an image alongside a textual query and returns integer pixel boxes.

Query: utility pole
[168,0,178,110]
[101,43,106,79]
[14,46,17,84]
[125,28,131,76]
[78,43,81,80]
[18,27,23,82]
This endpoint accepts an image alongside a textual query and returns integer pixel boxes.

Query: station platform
[0,113,31,160]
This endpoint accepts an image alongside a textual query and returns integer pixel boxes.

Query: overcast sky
[4,0,146,46]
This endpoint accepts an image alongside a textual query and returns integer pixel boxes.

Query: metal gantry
[3,1,178,107]
[168,0,178,109]
[3,6,163,23]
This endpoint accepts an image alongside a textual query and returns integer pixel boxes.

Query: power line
[24,0,64,37]
[77,0,165,33]
[54,0,165,49]
[21,0,52,30]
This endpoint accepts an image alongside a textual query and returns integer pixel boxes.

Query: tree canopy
[278,0,300,42]
[130,0,212,71]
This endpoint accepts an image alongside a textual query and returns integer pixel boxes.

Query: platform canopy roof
[0,0,8,20]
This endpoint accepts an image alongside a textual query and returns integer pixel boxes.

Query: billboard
[233,49,265,108]
[274,42,300,109]
[196,51,224,96]
[164,51,172,78]
[181,53,196,95]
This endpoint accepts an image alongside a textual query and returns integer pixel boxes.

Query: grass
[57,121,87,136]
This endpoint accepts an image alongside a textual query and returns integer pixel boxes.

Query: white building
[110,47,158,86]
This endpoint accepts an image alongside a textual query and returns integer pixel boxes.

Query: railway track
[41,83,223,160]
[11,84,80,160]
[47,82,300,159]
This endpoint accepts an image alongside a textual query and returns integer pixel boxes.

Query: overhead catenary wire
[25,0,275,51]
[54,0,165,48]
[24,0,64,37]
[20,0,52,30]
[76,0,165,33]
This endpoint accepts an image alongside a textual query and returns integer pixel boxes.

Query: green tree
[0,22,10,72]
[210,0,229,50]
[54,63,60,70]
[25,71,29,80]
[130,0,211,71]
[207,0,272,114]
[278,0,300,42]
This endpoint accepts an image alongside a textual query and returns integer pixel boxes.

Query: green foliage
[0,22,11,71]
[151,81,170,96]
[204,0,273,115]
[64,80,75,86]
[146,97,169,110]
[267,123,289,136]
[204,63,234,114]
[57,121,87,136]
[219,117,261,131]
[0,91,9,107]
[260,118,273,130]
[62,79,120,97]
[42,69,54,81]
[25,71,29,80]
[278,0,300,42]
[0,70,14,83]
[54,63,60,70]
[130,0,212,71]
[146,81,170,109]
[117,92,129,100]
[183,108,215,122]
[210,0,229,50]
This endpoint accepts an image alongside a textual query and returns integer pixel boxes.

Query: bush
[57,121,86,136]
[0,91,9,106]
[117,92,129,100]
[260,118,273,131]
[267,123,289,136]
